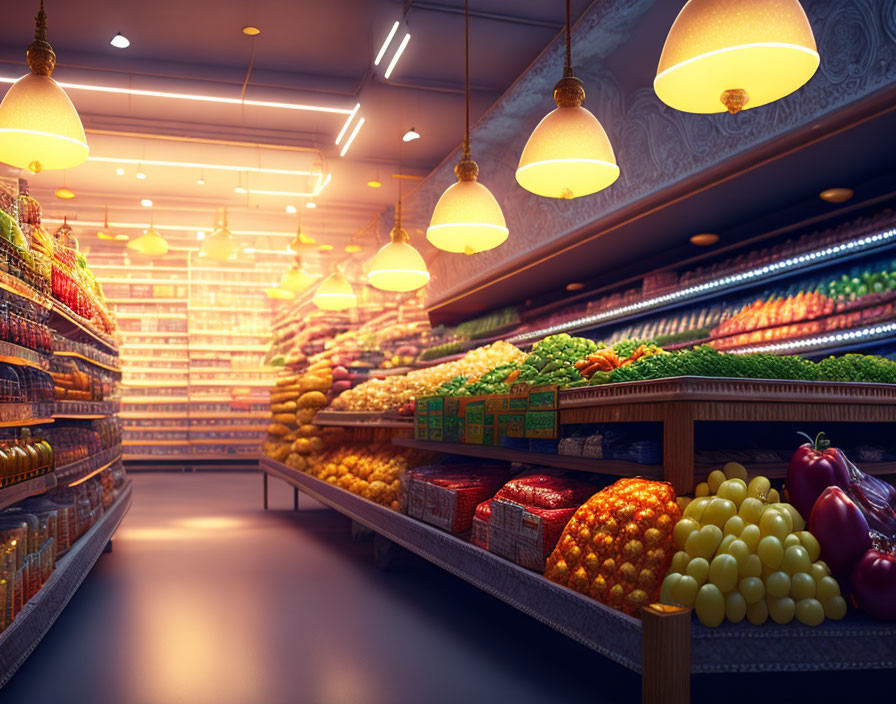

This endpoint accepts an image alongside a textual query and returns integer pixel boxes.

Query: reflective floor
[2,472,888,704]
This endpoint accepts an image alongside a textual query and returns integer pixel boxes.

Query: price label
[427,396,444,442]
[525,409,558,439]
[465,400,485,445]
[528,385,558,410]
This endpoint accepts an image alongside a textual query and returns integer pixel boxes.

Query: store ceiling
[0,0,588,260]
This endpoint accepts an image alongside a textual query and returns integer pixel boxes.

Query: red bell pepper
[785,432,851,520]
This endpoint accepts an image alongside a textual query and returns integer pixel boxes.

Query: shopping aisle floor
[3,473,888,704]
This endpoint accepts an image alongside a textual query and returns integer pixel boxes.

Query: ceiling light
[369,202,430,292]
[335,103,360,145]
[819,188,854,204]
[136,170,147,180]
[384,33,411,80]
[197,177,205,185]
[116,167,125,176]
[427,1,507,255]
[313,269,356,311]
[288,227,317,252]
[566,282,585,292]
[196,231,206,240]
[367,180,382,189]
[0,77,355,115]
[265,287,294,300]
[127,225,168,257]
[241,26,261,36]
[313,173,332,196]
[339,117,365,158]
[140,198,153,207]
[516,1,618,199]
[55,187,75,199]
[690,233,719,246]
[96,205,126,241]
[0,2,88,172]
[199,208,240,261]
[402,128,420,142]
[90,156,313,177]
[318,244,333,251]
[374,21,400,66]
[234,186,247,194]
[279,261,317,294]
[110,33,130,49]
[655,0,819,114]
[285,205,297,214]
[306,201,317,209]
[345,244,362,253]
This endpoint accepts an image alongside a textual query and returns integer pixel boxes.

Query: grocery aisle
[1,472,634,704]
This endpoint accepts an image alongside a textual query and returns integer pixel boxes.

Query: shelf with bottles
[123,430,189,443]
[0,342,48,371]
[120,395,191,404]
[53,400,120,419]
[122,439,191,447]
[188,344,268,352]
[120,344,190,352]
[124,367,189,376]
[0,426,54,490]
[188,411,270,420]
[101,283,190,301]
[119,411,187,419]
[187,305,271,314]
[122,380,190,389]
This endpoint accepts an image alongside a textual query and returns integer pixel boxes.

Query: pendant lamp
[279,257,317,295]
[96,206,128,241]
[313,268,356,311]
[265,287,294,300]
[426,0,507,255]
[287,225,317,253]
[127,220,168,258]
[0,1,88,172]
[200,207,240,261]
[516,0,619,199]
[369,201,430,292]
[654,0,819,114]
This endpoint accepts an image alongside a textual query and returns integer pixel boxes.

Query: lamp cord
[463,0,470,160]
[565,0,572,77]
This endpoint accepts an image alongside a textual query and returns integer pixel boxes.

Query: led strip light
[88,156,314,177]
[728,322,896,355]
[509,225,896,344]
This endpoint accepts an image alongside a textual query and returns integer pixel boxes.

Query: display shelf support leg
[662,404,695,495]
[103,540,113,554]
[373,533,395,571]
[641,604,690,704]
[293,487,299,511]
[263,472,268,510]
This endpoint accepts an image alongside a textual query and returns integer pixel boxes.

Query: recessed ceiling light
[690,233,719,246]
[819,187,854,204]
[565,282,585,291]
[234,186,247,194]
[116,167,125,176]
[402,128,420,142]
[285,205,297,214]
[110,33,130,49]
[367,180,382,189]
[55,187,75,199]
[306,201,317,209]
[136,171,147,180]
[242,26,261,36]
[197,231,206,240]
[141,199,153,207]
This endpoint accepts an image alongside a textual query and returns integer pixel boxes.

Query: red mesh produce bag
[495,474,595,509]
[545,478,680,617]
[471,499,493,550]
[406,465,512,534]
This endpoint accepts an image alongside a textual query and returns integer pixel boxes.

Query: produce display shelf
[508,232,896,346]
[54,447,123,483]
[188,344,268,352]
[392,439,662,479]
[260,456,896,701]
[52,350,122,373]
[0,348,48,371]
[106,297,187,304]
[119,412,186,419]
[556,376,896,493]
[0,483,132,689]
[49,302,118,353]
[722,320,896,357]
[313,411,414,429]
[0,417,54,428]
[0,473,57,511]
[0,278,51,310]
[121,396,191,403]
[123,439,191,446]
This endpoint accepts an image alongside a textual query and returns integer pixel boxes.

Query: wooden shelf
[59,451,123,486]
[0,417,54,428]
[49,302,118,353]
[0,474,57,511]
[124,453,195,460]
[0,483,131,688]
[119,411,186,419]
[52,350,122,373]
[314,411,414,430]
[260,456,896,687]
[122,380,190,388]
[123,439,191,446]
[121,396,190,403]
[189,344,268,352]
[0,345,48,371]
[393,439,661,479]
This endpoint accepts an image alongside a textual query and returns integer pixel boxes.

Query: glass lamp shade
[287,228,317,253]
[654,0,819,114]
[280,265,317,295]
[200,227,239,261]
[426,180,508,254]
[368,227,430,292]
[313,270,356,311]
[0,73,88,171]
[126,227,168,257]
[516,106,619,199]
[265,287,294,300]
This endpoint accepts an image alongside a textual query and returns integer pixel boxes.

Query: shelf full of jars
[0,177,127,639]
[85,249,277,461]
